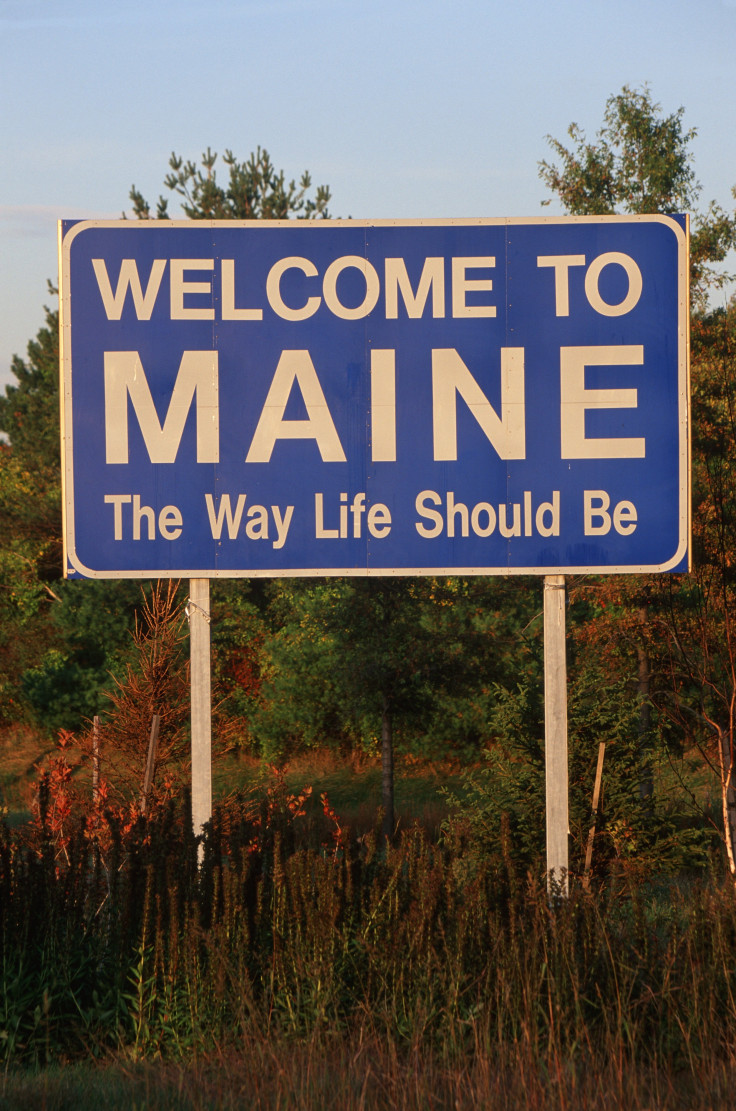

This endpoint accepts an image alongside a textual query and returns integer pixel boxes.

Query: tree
[539,84,698,217]
[540,85,736,877]
[253,576,542,840]
[0,297,147,732]
[0,291,61,474]
[0,147,332,734]
[0,297,64,723]
[255,578,450,840]
[539,84,736,309]
[129,146,331,221]
[652,302,736,877]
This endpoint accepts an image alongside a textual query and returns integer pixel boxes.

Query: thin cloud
[0,205,119,239]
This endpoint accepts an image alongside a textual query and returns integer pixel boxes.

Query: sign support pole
[544,574,569,895]
[188,578,212,848]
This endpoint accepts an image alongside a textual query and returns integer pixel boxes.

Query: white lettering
[370,349,396,462]
[266,257,321,321]
[246,350,345,463]
[104,350,219,464]
[104,494,131,539]
[104,494,182,540]
[322,256,380,320]
[158,505,183,540]
[384,257,445,318]
[414,490,560,541]
[315,493,339,538]
[415,490,444,538]
[470,502,496,537]
[536,255,586,316]
[367,503,391,537]
[92,258,166,321]
[536,492,560,537]
[498,502,521,538]
[169,259,215,320]
[613,500,637,535]
[447,492,469,538]
[560,345,645,459]
[584,252,643,316]
[245,505,269,541]
[221,259,263,320]
[132,494,155,540]
[451,257,496,318]
[205,494,247,540]
[584,490,611,535]
[271,505,294,549]
[432,347,525,461]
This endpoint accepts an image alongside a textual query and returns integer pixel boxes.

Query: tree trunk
[381,695,395,843]
[718,726,736,878]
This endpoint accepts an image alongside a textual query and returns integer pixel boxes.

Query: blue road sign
[59,217,689,579]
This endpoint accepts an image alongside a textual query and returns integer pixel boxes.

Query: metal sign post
[544,575,568,894]
[188,579,211,843]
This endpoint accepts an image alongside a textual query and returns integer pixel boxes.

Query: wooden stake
[582,741,606,891]
[189,578,212,845]
[140,713,160,816]
[544,574,569,895]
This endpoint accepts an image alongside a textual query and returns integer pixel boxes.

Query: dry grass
[3,1037,736,1110]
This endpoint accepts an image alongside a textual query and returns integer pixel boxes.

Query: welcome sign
[59,216,689,578]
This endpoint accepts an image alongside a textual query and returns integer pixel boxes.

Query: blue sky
[2,0,735,389]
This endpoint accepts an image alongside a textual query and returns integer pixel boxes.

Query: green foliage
[646,302,736,868]
[539,84,736,874]
[443,681,546,868]
[539,84,699,216]
[443,662,712,876]
[19,580,143,735]
[0,544,56,725]
[539,84,736,308]
[252,577,541,761]
[0,295,67,723]
[209,580,267,739]
[22,650,107,734]
[129,146,331,221]
[0,293,60,472]
[254,581,354,759]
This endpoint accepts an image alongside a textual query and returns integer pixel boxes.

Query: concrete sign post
[59,216,689,870]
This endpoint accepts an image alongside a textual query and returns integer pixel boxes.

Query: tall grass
[1,778,735,1107]
[3,1044,736,1110]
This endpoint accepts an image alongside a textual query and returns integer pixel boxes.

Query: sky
[2,0,736,391]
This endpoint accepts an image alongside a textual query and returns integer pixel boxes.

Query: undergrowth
[1,770,735,1098]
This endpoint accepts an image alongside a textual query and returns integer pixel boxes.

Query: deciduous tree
[540,84,736,876]
[539,84,736,308]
